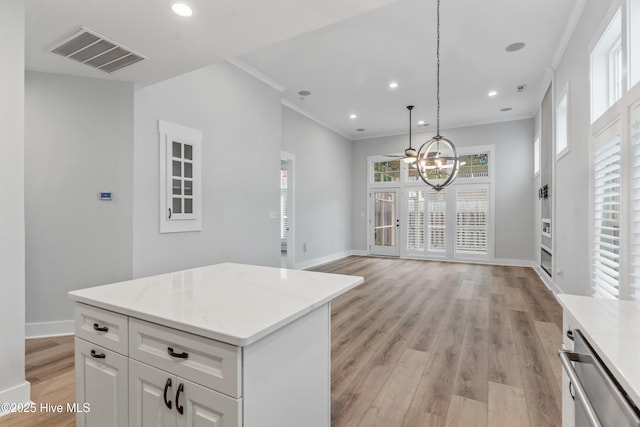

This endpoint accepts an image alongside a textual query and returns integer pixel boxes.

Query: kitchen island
[558,294,640,427]
[68,262,364,427]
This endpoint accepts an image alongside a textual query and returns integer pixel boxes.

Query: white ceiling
[25,0,581,140]
[25,0,397,85]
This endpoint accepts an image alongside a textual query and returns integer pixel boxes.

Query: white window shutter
[592,120,622,299]
[407,190,425,251]
[427,190,446,252]
[455,186,488,255]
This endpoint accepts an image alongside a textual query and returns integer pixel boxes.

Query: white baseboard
[296,251,354,270]
[350,250,369,256]
[25,320,74,339]
[0,381,31,417]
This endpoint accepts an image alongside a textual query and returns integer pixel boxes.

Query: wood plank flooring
[0,335,75,427]
[0,256,562,427]
[311,256,562,427]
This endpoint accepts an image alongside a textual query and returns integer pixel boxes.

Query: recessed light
[505,42,525,52]
[172,2,194,17]
[417,120,425,125]
[298,90,311,96]
[500,107,513,112]
[389,82,399,89]
[488,91,498,97]
[350,114,357,119]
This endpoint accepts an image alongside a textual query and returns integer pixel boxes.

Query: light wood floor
[1,256,562,427]
[311,256,562,427]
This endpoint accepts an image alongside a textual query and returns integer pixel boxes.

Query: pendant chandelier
[416,0,460,192]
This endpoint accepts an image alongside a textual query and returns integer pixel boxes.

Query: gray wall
[281,107,352,267]
[133,62,282,277]
[547,0,615,295]
[25,71,134,325]
[351,119,536,263]
[0,0,28,404]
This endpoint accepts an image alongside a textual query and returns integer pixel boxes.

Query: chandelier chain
[436,0,440,136]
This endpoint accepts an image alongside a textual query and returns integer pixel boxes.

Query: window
[629,104,640,299]
[534,137,540,175]
[427,190,446,252]
[592,120,621,299]
[372,160,401,182]
[407,189,425,251]
[169,141,195,217]
[591,9,622,121]
[455,186,489,255]
[610,39,623,105]
[556,90,569,157]
[630,0,640,88]
[457,153,489,179]
[369,146,493,262]
[159,120,202,233]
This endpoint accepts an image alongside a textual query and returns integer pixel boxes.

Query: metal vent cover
[51,27,146,73]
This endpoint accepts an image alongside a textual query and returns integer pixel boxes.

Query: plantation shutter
[427,190,446,252]
[592,120,622,299]
[455,186,488,255]
[407,190,425,251]
[630,105,640,300]
[281,190,288,240]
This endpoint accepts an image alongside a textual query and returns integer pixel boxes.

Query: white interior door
[370,189,400,256]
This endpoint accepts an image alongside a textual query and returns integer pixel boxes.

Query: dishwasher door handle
[558,349,603,427]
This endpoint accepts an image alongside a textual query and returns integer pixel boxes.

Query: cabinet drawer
[75,303,128,355]
[129,318,241,398]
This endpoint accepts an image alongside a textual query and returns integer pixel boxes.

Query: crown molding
[226,57,286,93]
[281,99,351,140]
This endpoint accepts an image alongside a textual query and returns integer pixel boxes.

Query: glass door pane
[371,190,400,256]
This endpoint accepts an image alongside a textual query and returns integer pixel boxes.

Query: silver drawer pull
[557,349,603,427]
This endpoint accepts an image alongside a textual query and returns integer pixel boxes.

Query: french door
[370,189,400,256]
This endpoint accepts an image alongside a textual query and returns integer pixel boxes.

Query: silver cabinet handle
[557,349,603,427]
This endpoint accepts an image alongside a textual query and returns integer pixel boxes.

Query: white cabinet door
[129,359,176,427]
[75,337,128,427]
[176,378,241,427]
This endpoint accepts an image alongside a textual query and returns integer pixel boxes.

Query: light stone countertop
[558,294,640,405]
[69,262,363,346]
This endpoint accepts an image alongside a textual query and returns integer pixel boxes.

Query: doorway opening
[281,152,295,268]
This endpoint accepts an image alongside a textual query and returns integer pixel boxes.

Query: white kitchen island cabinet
[558,294,640,427]
[69,263,363,427]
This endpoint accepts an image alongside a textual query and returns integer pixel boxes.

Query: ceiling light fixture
[403,106,417,163]
[415,0,460,192]
[418,120,425,125]
[389,82,399,89]
[488,90,498,97]
[171,2,194,17]
[350,114,357,119]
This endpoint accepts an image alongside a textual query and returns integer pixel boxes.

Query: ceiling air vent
[51,27,146,73]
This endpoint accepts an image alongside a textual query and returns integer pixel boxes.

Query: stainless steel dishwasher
[558,329,640,427]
